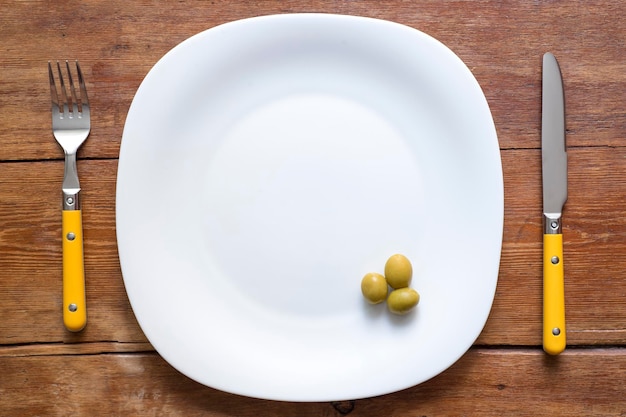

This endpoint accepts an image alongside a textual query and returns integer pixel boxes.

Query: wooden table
[1,1,625,415]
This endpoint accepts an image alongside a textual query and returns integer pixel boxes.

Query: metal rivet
[552,327,561,336]
[550,221,558,229]
[66,197,74,205]
[66,232,76,241]
[68,303,78,312]
[551,256,559,264]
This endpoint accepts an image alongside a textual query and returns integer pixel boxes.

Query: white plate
[117,13,503,401]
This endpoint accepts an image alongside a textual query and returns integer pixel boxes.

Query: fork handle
[62,209,87,332]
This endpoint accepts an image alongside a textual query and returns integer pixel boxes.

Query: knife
[541,52,567,355]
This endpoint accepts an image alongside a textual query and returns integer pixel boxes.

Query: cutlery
[541,52,567,355]
[48,60,90,332]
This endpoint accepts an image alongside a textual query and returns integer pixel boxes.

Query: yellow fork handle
[62,210,87,332]
[543,233,565,355]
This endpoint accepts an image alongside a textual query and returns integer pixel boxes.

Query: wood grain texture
[1,349,625,416]
[479,147,626,346]
[0,0,625,414]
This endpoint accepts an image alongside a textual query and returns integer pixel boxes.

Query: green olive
[387,287,420,315]
[384,254,413,289]
[361,272,388,304]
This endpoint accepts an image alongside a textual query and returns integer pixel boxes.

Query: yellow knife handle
[543,233,565,355]
[62,210,87,332]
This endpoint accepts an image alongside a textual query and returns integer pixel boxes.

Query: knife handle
[62,210,87,332]
[543,233,565,355]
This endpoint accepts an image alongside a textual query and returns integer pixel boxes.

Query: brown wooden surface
[1,0,625,415]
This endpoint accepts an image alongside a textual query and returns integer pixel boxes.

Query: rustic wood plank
[0,1,624,161]
[479,146,626,346]
[0,348,625,415]
[0,160,146,345]
[1,146,625,346]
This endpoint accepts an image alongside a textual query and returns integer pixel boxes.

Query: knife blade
[541,52,567,355]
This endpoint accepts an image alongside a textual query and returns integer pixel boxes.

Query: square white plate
[117,13,503,401]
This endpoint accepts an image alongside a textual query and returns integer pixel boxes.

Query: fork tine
[65,60,79,115]
[48,61,60,112]
[56,61,69,116]
[76,61,89,107]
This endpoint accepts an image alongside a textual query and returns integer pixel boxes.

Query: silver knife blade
[542,52,567,225]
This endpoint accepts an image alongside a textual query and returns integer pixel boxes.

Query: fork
[48,60,90,332]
